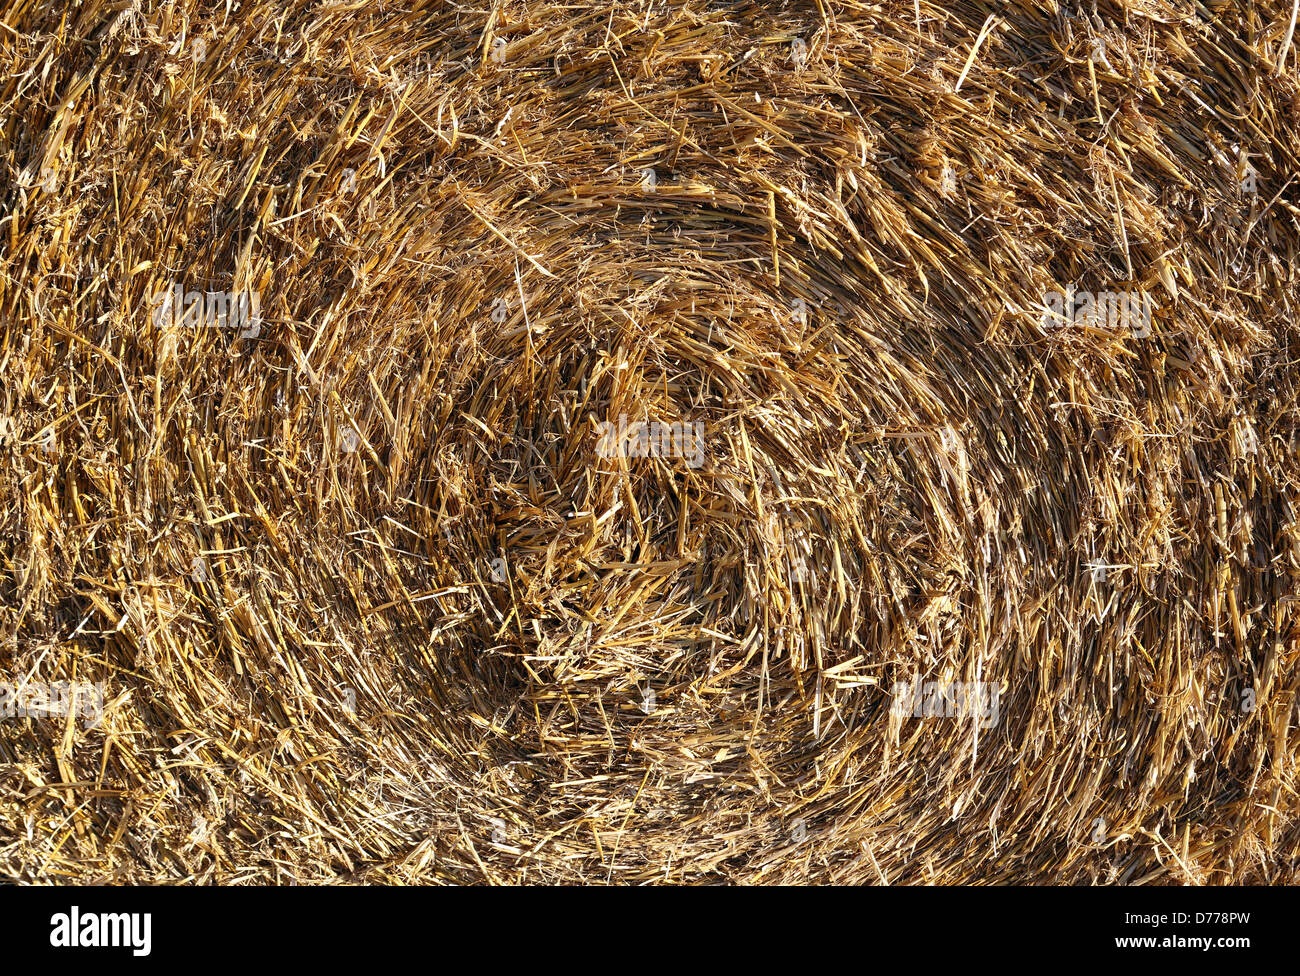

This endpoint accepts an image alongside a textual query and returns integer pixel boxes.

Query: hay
[1,0,1298,884]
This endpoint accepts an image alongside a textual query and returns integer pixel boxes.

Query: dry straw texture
[1,0,1299,885]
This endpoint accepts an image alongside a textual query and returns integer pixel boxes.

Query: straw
[1,0,1297,885]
